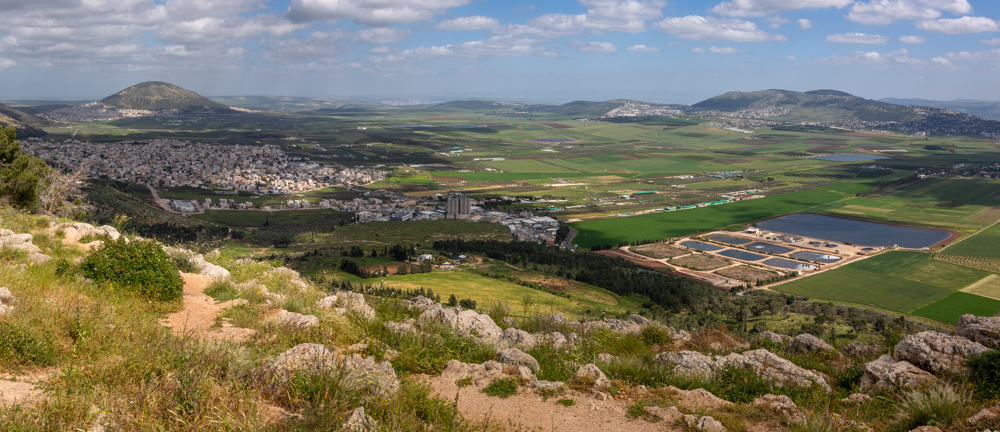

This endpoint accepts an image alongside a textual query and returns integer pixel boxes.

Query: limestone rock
[0,233,40,254]
[0,286,14,316]
[655,350,716,377]
[894,331,988,374]
[536,332,568,349]
[696,416,727,432]
[957,314,1000,348]
[272,343,338,377]
[419,304,502,344]
[842,342,879,359]
[717,349,830,391]
[667,387,732,409]
[440,360,507,387]
[27,253,50,264]
[753,394,801,421]
[496,348,539,372]
[533,380,564,392]
[340,353,400,397]
[580,318,642,335]
[861,355,937,390]
[407,295,435,311]
[841,393,872,405]
[575,364,609,388]
[191,255,230,279]
[500,328,536,348]
[753,331,792,345]
[274,310,319,328]
[643,406,683,423]
[316,295,338,309]
[342,407,377,432]
[786,333,834,353]
[338,292,377,320]
[628,314,650,325]
[909,427,943,432]
[384,320,420,336]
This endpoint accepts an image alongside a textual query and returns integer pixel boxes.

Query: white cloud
[375,35,550,61]
[626,44,660,52]
[709,46,741,54]
[503,0,666,36]
[900,35,926,43]
[798,18,813,29]
[826,32,888,44]
[916,16,999,34]
[690,47,706,53]
[369,46,389,53]
[848,0,972,25]
[982,38,1000,46]
[710,0,851,18]
[286,0,471,26]
[814,48,926,65]
[655,15,787,42]
[767,16,789,29]
[579,41,617,52]
[436,15,500,31]
[931,56,953,66]
[946,48,1000,61]
[0,58,15,71]
[356,28,412,44]
[785,55,798,60]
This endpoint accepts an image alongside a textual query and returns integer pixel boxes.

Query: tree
[37,161,92,216]
[0,126,49,210]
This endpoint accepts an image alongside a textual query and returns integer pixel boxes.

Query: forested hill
[101,81,230,112]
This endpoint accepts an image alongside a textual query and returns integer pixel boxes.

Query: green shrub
[968,350,1000,400]
[640,324,672,345]
[710,366,772,403]
[482,377,519,398]
[80,238,183,301]
[556,398,575,407]
[0,321,56,366]
[896,383,969,430]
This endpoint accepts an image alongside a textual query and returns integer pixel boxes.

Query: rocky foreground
[2,217,1000,431]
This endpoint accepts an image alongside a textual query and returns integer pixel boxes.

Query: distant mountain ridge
[102,81,229,112]
[880,97,1000,121]
[0,103,50,137]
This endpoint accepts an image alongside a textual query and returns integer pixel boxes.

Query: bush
[968,350,1000,401]
[482,377,519,398]
[0,321,56,366]
[710,366,772,403]
[80,238,183,301]
[896,383,969,430]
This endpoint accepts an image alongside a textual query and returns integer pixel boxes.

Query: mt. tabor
[101,81,230,112]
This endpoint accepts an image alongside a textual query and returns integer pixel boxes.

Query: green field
[380,271,643,318]
[775,251,993,318]
[912,292,1000,324]
[944,221,1000,259]
[571,182,868,248]
[193,209,339,225]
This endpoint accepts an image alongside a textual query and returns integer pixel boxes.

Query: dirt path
[421,375,671,432]
[0,369,57,407]
[160,273,255,343]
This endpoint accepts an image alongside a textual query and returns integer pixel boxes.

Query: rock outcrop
[860,355,937,390]
[574,364,609,388]
[717,349,830,391]
[894,331,988,374]
[753,331,791,345]
[57,222,121,243]
[342,407,377,432]
[499,328,536,348]
[842,342,879,359]
[271,344,398,398]
[439,360,508,387]
[0,287,14,316]
[340,353,400,397]
[957,314,1000,348]
[785,333,834,353]
[0,233,41,254]
[336,292,377,320]
[274,310,319,328]
[496,348,539,372]
[656,350,716,377]
[418,304,502,344]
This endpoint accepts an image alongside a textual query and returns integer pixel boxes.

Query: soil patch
[715,265,777,283]
[631,243,686,259]
[669,254,732,271]
[619,154,643,160]
[0,369,57,407]
[160,273,255,342]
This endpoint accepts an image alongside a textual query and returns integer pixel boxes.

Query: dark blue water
[810,154,891,162]
[528,139,574,142]
[707,234,751,245]
[763,258,817,270]
[680,240,724,251]
[718,249,767,261]
[790,251,842,263]
[746,242,793,254]
[756,214,950,248]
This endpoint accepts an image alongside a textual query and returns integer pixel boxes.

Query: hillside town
[21,138,385,193]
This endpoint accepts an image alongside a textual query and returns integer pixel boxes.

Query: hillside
[210,95,383,111]
[692,89,1000,136]
[882,97,1000,121]
[431,100,542,111]
[101,81,230,112]
[3,207,1000,431]
[0,103,50,137]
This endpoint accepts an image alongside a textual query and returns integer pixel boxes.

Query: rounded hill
[101,81,229,111]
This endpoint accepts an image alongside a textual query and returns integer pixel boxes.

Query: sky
[1,0,1000,104]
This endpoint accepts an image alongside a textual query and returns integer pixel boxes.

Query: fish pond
[756,214,950,249]
[679,240,724,251]
[763,258,817,271]
[746,242,794,254]
[717,249,767,261]
[707,234,752,245]
[790,251,842,263]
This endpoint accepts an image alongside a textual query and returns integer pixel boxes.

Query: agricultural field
[774,251,995,320]
[716,265,777,283]
[669,253,731,271]
[378,271,642,318]
[940,220,1000,260]
[630,243,686,259]
[570,182,868,248]
[912,292,1000,324]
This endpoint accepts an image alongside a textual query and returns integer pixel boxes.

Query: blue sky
[1,0,999,104]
